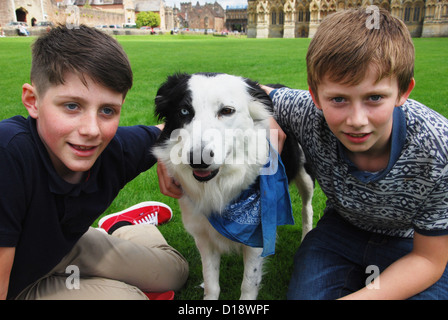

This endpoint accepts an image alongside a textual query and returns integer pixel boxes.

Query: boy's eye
[332,97,345,103]
[65,103,79,111]
[101,107,115,116]
[369,95,382,102]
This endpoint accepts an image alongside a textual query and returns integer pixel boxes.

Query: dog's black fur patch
[155,73,194,142]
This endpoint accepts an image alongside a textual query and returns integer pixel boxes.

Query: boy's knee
[162,245,189,291]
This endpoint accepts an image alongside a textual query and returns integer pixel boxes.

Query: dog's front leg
[196,240,221,300]
[240,246,264,300]
[295,164,314,240]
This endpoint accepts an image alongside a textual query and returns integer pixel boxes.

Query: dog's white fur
[153,74,313,299]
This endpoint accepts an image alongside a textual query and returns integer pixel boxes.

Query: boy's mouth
[344,132,371,143]
[347,133,368,137]
[69,143,99,156]
[69,143,96,151]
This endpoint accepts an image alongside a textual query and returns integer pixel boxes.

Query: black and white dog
[153,73,314,300]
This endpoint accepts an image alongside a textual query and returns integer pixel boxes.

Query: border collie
[153,73,314,300]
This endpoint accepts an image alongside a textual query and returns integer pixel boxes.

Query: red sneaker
[144,291,175,300]
[98,201,173,233]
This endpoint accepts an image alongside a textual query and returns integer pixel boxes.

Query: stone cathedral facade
[247,0,448,38]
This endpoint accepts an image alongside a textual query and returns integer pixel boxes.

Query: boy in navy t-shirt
[0,26,188,300]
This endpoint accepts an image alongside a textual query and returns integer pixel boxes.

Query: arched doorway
[16,7,28,23]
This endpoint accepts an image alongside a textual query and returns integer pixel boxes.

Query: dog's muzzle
[188,149,219,182]
[192,168,219,182]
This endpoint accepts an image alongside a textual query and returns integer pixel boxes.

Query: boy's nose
[79,112,100,137]
[346,103,369,128]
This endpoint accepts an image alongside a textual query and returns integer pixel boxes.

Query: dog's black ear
[243,78,273,123]
[244,78,273,113]
[155,73,192,121]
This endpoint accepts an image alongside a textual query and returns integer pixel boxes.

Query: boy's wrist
[268,89,278,100]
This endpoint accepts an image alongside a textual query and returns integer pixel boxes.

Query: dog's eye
[180,108,190,116]
[219,107,235,117]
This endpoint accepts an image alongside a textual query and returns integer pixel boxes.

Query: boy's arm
[259,84,274,95]
[340,232,448,300]
[0,247,15,300]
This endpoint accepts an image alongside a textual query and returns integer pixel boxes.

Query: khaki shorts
[16,225,189,300]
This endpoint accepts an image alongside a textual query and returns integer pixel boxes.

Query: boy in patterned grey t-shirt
[265,9,448,299]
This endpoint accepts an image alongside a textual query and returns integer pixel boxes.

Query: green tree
[136,12,161,28]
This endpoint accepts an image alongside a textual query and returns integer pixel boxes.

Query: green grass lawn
[0,34,447,300]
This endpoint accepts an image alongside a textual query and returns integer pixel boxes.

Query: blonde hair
[306,8,414,97]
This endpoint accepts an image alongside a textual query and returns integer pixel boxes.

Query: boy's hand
[157,161,183,199]
[269,117,286,154]
[259,84,274,95]
[0,247,15,300]
[259,85,286,154]
[155,123,183,199]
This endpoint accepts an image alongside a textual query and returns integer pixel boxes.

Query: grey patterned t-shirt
[271,88,448,238]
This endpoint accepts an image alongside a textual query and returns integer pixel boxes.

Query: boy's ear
[22,83,39,119]
[396,78,415,107]
[309,87,322,110]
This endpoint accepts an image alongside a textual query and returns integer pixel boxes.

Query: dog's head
[153,73,272,204]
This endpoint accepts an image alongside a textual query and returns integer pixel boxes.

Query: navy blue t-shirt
[0,116,160,299]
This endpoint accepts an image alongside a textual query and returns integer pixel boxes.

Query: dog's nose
[189,149,214,169]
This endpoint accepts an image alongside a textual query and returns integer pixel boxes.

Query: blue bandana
[207,143,294,257]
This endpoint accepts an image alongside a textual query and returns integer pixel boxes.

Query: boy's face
[310,65,413,170]
[23,72,123,183]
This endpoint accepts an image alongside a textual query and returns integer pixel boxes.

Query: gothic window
[413,6,420,21]
[272,11,277,24]
[279,11,284,24]
[404,6,411,21]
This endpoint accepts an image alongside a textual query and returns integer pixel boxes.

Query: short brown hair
[306,8,414,97]
[31,25,133,97]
